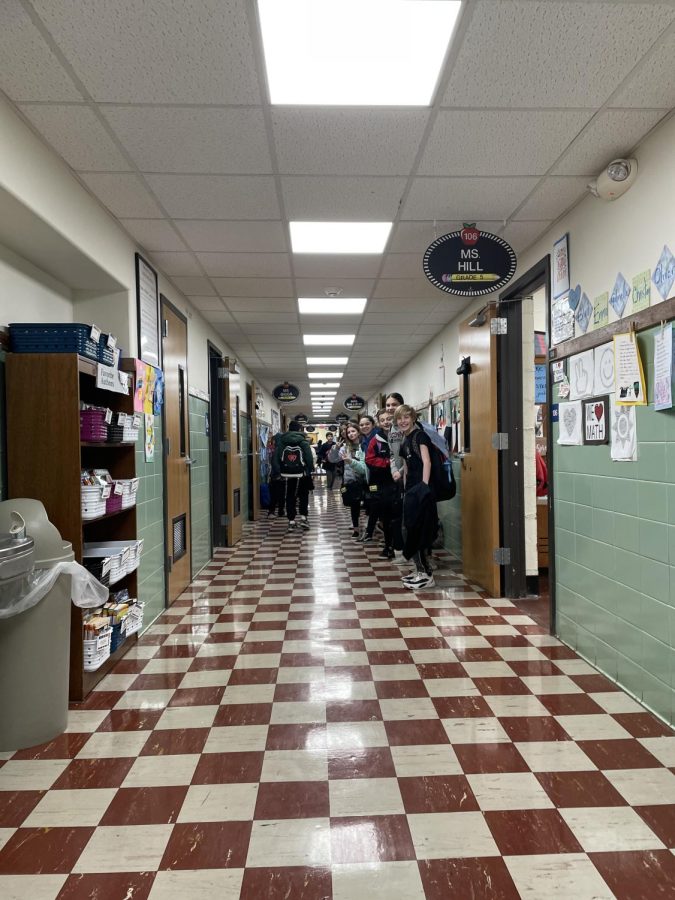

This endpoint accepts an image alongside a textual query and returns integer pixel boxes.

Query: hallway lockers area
[1,490,674,899]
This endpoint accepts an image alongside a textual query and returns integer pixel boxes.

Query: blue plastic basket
[9,323,115,365]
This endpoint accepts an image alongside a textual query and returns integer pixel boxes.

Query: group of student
[269,392,453,592]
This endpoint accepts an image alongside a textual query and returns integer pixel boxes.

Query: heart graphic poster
[583,396,609,445]
[557,400,583,445]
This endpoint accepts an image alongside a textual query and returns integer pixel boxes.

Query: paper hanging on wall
[652,245,675,301]
[610,273,631,319]
[552,234,570,300]
[614,331,647,405]
[653,324,673,411]
[568,349,595,400]
[583,396,609,445]
[551,296,575,345]
[593,292,609,330]
[594,342,615,395]
[534,364,547,403]
[631,270,651,313]
[557,400,583,445]
[610,397,637,461]
[575,292,593,334]
[144,414,155,462]
[551,360,566,383]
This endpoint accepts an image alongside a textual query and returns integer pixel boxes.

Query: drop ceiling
[1,0,674,418]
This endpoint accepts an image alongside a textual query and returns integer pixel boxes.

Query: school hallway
[1,487,674,899]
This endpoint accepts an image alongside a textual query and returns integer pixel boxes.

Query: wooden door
[223,358,243,546]
[459,308,501,597]
[162,299,191,603]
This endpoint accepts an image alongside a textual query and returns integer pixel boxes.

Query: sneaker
[288,520,297,529]
[379,547,394,559]
[297,515,310,531]
[392,552,407,566]
[404,573,435,591]
[401,571,421,582]
[351,528,359,538]
[359,535,374,544]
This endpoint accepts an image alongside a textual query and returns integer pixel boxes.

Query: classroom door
[459,308,501,597]
[223,358,243,546]
[161,299,192,603]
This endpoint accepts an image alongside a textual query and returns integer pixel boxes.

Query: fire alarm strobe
[423,224,517,298]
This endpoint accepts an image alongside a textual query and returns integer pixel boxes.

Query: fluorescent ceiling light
[309,383,340,388]
[299,298,367,315]
[314,414,329,418]
[307,357,349,366]
[308,372,343,379]
[303,335,355,346]
[258,0,461,106]
[291,223,391,255]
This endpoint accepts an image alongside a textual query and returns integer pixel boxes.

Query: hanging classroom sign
[344,394,365,412]
[273,382,300,403]
[304,425,315,433]
[423,224,517,297]
[335,413,350,425]
[293,413,308,424]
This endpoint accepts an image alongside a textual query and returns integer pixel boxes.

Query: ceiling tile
[32,0,261,103]
[501,221,549,254]
[120,219,188,252]
[0,1,82,101]
[79,173,164,218]
[295,278,376,298]
[367,299,439,315]
[19,105,129,170]
[169,275,216,295]
[553,109,668,176]
[149,251,202,276]
[175,220,287,253]
[187,296,225,311]
[103,106,272,173]
[237,323,299,335]
[380,254,425,279]
[144,174,280,219]
[358,323,414,336]
[234,314,298,326]
[272,108,429,176]
[440,0,675,108]
[403,177,538,221]
[212,277,293,297]
[513,177,589,221]
[225,298,295,312]
[293,255,381,279]
[374,278,445,299]
[281,176,406,220]
[201,309,234,324]
[420,110,593,177]
[610,30,675,108]
[197,252,291,278]
[389,221,466,253]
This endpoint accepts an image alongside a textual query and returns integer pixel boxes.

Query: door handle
[184,457,196,466]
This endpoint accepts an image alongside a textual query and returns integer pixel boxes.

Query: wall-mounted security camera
[588,158,638,201]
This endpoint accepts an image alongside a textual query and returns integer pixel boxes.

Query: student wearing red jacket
[361,408,396,558]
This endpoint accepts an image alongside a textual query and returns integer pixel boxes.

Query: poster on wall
[144,414,155,461]
[575,291,593,334]
[557,400,583,445]
[568,349,595,400]
[653,324,673,411]
[614,331,647,405]
[271,409,280,436]
[552,234,570,300]
[583,396,609,445]
[594,342,615,395]
[652,245,675,301]
[610,397,638,461]
[593,292,609,330]
[534,365,547,403]
[551,296,575,345]
[631,270,651,313]
[135,254,160,368]
[609,272,631,319]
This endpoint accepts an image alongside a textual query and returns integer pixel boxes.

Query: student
[358,414,376,453]
[385,393,406,564]
[338,421,367,537]
[268,431,286,517]
[394,404,438,590]
[274,421,314,530]
[322,431,339,490]
[363,407,396,557]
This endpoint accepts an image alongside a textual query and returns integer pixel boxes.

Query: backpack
[408,429,456,501]
[280,443,305,478]
[420,421,449,459]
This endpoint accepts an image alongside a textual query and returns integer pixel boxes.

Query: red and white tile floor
[1,489,675,899]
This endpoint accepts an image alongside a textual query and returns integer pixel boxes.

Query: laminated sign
[273,382,300,403]
[423,224,517,297]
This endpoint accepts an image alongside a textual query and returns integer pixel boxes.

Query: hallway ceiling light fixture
[309,383,340,388]
[290,223,392,254]
[307,357,349,366]
[299,298,367,315]
[303,335,355,346]
[258,0,461,105]
[307,372,344,379]
[314,414,330,418]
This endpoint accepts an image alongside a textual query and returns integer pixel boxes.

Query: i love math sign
[583,396,609,445]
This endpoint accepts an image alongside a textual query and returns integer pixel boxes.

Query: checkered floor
[1,488,674,899]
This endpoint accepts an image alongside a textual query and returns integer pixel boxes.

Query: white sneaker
[403,573,435,591]
[288,520,297,529]
[392,553,407,566]
[401,571,421,582]
[297,515,310,530]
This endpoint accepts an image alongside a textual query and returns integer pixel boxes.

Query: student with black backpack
[274,421,314,530]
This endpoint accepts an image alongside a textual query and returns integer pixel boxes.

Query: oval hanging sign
[344,394,365,412]
[304,425,315,433]
[273,382,300,403]
[335,413,350,425]
[423,224,517,297]
[293,413,308,424]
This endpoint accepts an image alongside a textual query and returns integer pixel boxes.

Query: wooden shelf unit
[6,353,140,701]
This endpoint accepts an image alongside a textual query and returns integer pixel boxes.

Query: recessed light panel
[303,335,355,346]
[307,357,349,366]
[308,372,344,379]
[299,298,367,315]
[291,223,391,254]
[258,0,461,106]
[309,383,340,388]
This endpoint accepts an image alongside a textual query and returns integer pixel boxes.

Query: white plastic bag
[0,561,108,619]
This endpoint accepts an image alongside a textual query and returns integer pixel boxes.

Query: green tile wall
[553,325,675,725]
[439,455,462,561]
[135,414,166,631]
[239,413,250,521]
[189,395,212,578]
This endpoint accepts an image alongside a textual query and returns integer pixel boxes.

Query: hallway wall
[189,393,212,578]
